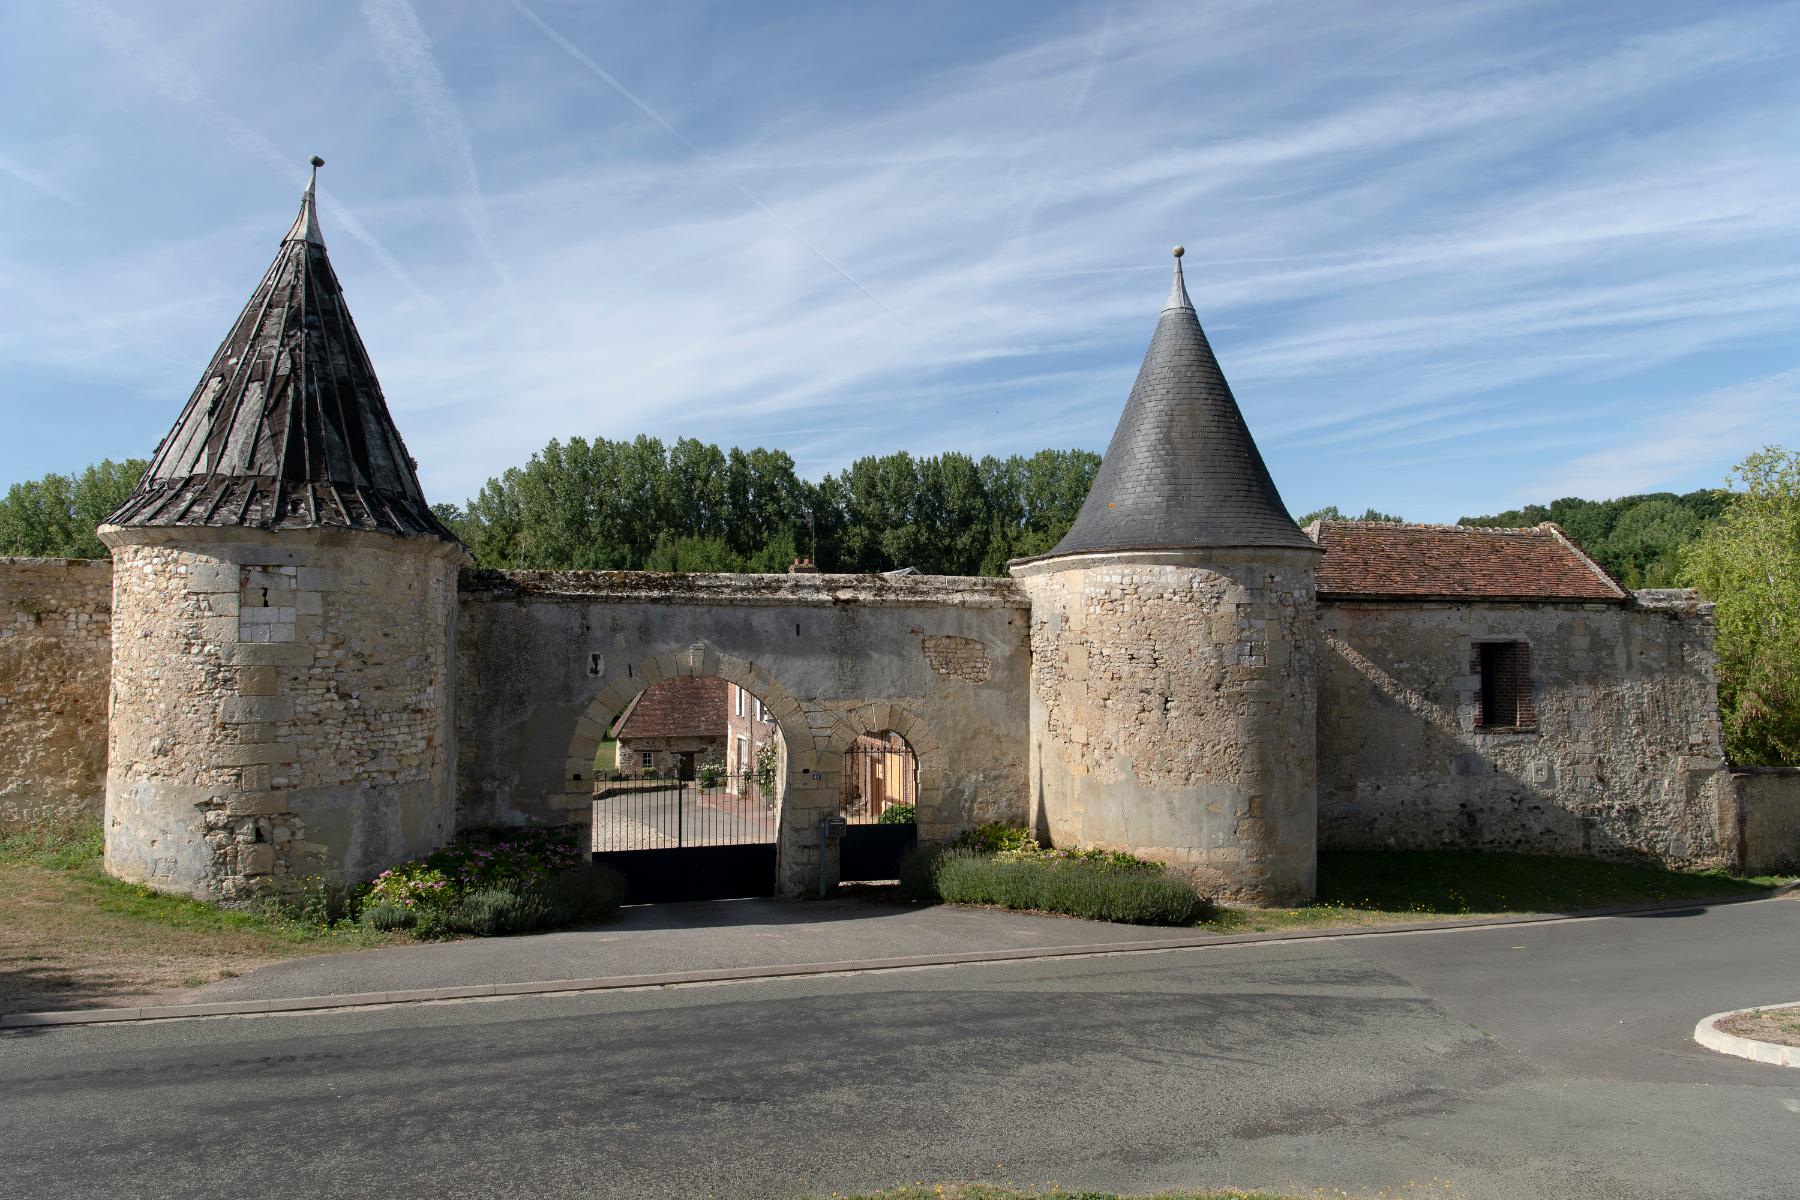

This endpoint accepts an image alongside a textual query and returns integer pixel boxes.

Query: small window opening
[1475,641,1535,730]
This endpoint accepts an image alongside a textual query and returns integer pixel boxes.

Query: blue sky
[3,0,1799,522]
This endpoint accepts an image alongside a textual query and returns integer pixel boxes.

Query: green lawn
[1201,849,1788,935]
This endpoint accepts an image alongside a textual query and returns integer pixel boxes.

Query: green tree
[1681,447,1800,766]
[0,459,148,558]
[1297,505,1404,526]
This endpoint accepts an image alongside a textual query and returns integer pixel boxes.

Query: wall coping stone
[460,569,1028,610]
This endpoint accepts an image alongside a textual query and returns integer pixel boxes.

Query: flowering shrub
[366,828,585,913]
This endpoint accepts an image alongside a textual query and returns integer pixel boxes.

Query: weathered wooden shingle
[105,163,456,543]
[1023,253,1316,561]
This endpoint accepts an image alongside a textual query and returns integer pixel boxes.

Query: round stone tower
[98,161,468,901]
[1010,249,1323,902]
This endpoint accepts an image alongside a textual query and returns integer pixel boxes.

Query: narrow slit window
[1475,641,1535,729]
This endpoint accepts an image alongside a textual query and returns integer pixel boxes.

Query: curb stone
[1694,999,1800,1067]
[3,881,1795,1030]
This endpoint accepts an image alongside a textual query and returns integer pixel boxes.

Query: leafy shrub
[361,828,621,938]
[897,844,946,903]
[878,804,916,825]
[955,823,1036,854]
[366,828,584,913]
[934,852,1208,925]
[539,863,627,924]
[362,901,417,932]
[445,888,551,937]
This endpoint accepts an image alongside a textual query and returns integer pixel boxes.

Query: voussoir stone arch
[557,640,814,816]
[825,701,948,836]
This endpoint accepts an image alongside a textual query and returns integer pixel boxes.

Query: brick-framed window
[1473,641,1535,730]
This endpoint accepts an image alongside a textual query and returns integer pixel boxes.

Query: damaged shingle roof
[104,160,457,542]
[1310,521,1628,602]
[1017,250,1317,562]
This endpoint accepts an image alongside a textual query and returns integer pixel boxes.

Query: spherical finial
[1171,244,1184,258]
[310,155,325,169]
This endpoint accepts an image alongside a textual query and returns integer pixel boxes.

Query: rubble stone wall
[1732,767,1800,873]
[0,558,113,830]
[454,570,1031,896]
[1014,549,1322,903]
[1316,591,1734,867]
[99,527,465,900]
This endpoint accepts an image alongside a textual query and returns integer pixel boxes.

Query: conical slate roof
[1027,250,1316,560]
[106,160,456,541]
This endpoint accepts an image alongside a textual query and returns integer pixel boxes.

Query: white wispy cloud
[4,0,1799,523]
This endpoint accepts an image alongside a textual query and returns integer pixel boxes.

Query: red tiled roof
[1309,521,1627,602]
[613,676,729,739]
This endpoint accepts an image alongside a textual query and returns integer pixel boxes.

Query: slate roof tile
[1021,252,1317,560]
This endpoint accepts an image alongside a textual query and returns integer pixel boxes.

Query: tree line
[4,441,1794,765]
[431,436,1102,577]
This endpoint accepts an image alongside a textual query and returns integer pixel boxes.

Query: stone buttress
[1011,250,1323,902]
[98,162,467,900]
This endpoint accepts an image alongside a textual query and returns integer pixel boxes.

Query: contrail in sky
[508,0,902,325]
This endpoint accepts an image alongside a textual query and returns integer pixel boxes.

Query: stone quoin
[3,170,1791,902]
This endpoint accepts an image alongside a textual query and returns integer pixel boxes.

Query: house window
[734,685,745,718]
[640,750,655,769]
[1475,641,1535,730]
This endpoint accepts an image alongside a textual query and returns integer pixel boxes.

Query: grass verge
[895,839,1789,935]
[0,824,400,1015]
[1201,849,1788,935]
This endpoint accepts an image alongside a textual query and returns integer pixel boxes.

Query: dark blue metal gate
[590,774,777,903]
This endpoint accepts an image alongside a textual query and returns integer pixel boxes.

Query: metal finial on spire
[286,156,326,246]
[1165,244,1193,311]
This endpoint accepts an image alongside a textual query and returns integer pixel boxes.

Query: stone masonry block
[183,563,240,593]
[213,742,297,767]
[225,793,291,817]
[222,643,312,667]
[220,696,294,724]
[237,666,279,696]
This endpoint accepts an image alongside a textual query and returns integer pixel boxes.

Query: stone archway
[556,642,824,896]
[822,702,948,840]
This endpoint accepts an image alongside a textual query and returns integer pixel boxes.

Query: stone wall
[1316,590,1733,867]
[99,526,465,899]
[1014,549,1321,902]
[0,558,113,830]
[1732,768,1800,873]
[454,570,1031,896]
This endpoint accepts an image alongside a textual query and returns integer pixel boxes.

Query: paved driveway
[2,896,1795,1199]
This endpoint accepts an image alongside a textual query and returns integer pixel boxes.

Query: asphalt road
[3,897,1796,1200]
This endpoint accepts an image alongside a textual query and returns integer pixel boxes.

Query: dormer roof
[104,160,456,542]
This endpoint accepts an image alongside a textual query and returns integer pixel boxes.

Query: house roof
[1019,249,1316,562]
[104,160,456,542]
[613,676,731,740]
[1309,521,1628,603]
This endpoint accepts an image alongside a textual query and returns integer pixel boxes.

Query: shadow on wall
[1315,634,1729,869]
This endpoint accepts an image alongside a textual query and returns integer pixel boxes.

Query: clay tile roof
[614,676,730,739]
[1309,521,1628,603]
[104,160,457,543]
[1018,251,1317,563]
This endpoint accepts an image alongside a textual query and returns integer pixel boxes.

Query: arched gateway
[454,571,1029,898]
